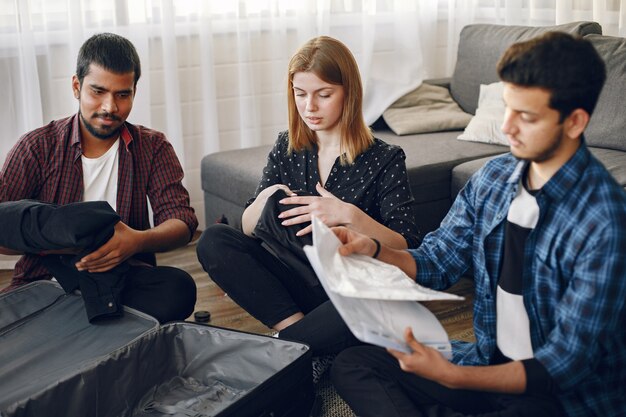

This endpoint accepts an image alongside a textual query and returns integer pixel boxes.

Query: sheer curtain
[0,0,430,232]
[0,0,624,235]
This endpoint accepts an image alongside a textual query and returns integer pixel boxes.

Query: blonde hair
[287,36,373,165]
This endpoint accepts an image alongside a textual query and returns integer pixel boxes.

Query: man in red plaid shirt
[0,33,198,323]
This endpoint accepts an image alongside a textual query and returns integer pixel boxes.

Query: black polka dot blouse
[247,131,420,248]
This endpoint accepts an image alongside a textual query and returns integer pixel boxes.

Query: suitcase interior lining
[1,283,311,417]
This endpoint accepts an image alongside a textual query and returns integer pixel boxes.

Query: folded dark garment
[0,200,127,322]
[253,189,319,287]
[41,255,129,321]
[0,199,119,253]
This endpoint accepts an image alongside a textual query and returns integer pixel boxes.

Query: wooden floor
[160,237,272,334]
[0,236,474,342]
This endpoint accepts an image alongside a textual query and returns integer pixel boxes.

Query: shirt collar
[70,114,82,148]
[120,123,133,149]
[506,137,591,202]
[542,138,590,201]
[507,158,527,185]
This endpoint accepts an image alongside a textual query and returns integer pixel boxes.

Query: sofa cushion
[450,21,602,115]
[382,83,472,135]
[584,34,626,152]
[589,147,626,188]
[450,147,626,199]
[457,82,509,146]
[373,130,507,204]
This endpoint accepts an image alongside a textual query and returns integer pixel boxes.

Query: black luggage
[0,281,313,417]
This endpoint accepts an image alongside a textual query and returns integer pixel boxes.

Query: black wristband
[371,238,381,258]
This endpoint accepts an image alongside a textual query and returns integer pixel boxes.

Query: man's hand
[389,327,527,394]
[333,225,417,276]
[279,183,355,236]
[332,226,378,257]
[75,221,142,272]
[387,327,457,388]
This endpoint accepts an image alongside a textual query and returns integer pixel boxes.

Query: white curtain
[1,0,624,231]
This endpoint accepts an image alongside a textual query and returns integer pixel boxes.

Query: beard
[79,111,122,140]
[511,126,564,163]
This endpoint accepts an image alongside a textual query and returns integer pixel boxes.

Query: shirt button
[108,302,113,308]
[332,167,338,172]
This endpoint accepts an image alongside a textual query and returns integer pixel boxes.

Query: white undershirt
[81,138,119,212]
[496,181,539,361]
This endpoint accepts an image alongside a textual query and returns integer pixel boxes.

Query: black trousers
[121,265,196,323]
[197,224,360,355]
[331,346,566,417]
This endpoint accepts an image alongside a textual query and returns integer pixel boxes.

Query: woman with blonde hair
[197,36,419,368]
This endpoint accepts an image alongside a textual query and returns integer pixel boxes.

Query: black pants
[197,224,360,355]
[331,346,566,417]
[121,265,196,323]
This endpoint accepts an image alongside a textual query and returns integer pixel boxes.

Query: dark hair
[76,33,141,87]
[497,31,606,122]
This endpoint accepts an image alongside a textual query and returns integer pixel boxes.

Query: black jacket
[253,190,319,287]
[0,200,128,321]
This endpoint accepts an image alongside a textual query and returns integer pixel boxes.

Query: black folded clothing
[253,189,319,287]
[0,200,127,322]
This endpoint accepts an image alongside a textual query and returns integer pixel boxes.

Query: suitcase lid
[0,281,158,413]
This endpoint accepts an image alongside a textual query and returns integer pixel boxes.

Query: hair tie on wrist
[371,238,381,259]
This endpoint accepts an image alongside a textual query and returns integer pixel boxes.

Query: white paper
[303,217,462,356]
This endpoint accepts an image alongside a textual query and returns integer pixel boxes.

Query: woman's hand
[278,183,354,236]
[256,184,297,206]
[242,184,297,236]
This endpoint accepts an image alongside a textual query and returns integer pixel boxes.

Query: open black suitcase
[0,281,313,417]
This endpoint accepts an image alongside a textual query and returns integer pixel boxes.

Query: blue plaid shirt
[410,142,626,417]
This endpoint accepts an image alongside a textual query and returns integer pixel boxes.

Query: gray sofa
[201,21,626,237]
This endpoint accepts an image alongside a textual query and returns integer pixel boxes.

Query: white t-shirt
[496,180,539,361]
[81,139,119,211]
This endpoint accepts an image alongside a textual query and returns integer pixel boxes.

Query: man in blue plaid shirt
[329,32,626,417]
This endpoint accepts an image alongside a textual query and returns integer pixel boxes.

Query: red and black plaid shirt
[0,114,198,290]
